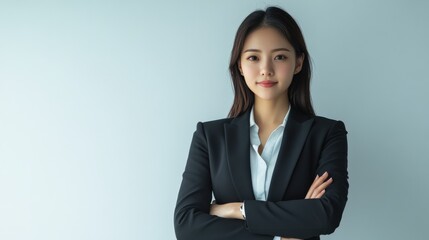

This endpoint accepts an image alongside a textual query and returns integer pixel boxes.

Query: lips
[257,80,277,88]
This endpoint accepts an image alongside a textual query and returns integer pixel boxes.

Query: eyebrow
[243,48,291,53]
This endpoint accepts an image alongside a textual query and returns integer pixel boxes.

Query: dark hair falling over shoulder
[227,6,315,118]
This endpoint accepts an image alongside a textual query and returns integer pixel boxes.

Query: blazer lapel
[224,108,255,201]
[267,108,314,201]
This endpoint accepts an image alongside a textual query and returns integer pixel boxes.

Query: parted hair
[228,6,315,118]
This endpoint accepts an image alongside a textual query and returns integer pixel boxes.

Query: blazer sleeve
[244,121,349,239]
[174,122,272,240]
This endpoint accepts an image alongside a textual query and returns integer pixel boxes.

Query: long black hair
[228,6,314,118]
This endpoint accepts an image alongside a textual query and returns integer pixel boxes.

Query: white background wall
[1,0,428,239]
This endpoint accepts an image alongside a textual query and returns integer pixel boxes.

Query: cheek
[276,63,295,76]
[242,64,259,77]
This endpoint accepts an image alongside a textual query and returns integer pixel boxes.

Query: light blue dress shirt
[245,104,290,240]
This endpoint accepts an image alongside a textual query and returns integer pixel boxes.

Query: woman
[174,6,348,240]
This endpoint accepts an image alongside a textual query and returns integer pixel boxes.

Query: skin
[209,27,333,239]
[239,26,303,155]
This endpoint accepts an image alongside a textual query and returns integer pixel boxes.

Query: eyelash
[275,55,287,60]
[246,55,288,61]
[247,56,258,61]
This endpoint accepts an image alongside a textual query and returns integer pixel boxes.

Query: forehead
[242,27,293,51]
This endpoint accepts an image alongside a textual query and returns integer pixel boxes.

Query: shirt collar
[249,104,291,128]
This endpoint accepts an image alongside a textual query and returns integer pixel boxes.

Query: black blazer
[174,107,348,240]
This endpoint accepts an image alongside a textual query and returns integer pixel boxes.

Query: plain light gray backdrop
[1,0,428,239]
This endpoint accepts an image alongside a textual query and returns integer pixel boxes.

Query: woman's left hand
[209,202,243,219]
[305,172,333,199]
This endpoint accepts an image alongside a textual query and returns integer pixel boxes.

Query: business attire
[248,105,290,240]
[174,106,349,240]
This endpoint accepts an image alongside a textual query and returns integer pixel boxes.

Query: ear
[294,53,305,74]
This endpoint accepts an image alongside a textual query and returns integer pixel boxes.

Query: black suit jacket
[174,107,348,240]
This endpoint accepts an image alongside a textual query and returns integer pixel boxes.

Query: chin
[255,95,282,101]
[253,91,288,101]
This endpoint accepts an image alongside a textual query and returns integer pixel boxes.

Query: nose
[260,59,274,76]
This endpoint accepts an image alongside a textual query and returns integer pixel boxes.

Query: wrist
[232,202,244,220]
[240,202,246,220]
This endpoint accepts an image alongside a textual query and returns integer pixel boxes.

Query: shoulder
[192,116,233,137]
[313,115,345,127]
[310,114,348,136]
[291,108,346,130]
[289,107,347,137]
[200,117,233,128]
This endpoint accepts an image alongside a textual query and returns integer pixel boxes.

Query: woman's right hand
[281,172,333,240]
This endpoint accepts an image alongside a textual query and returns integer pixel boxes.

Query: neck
[253,95,289,127]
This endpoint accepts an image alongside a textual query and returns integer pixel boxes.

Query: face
[239,27,304,102]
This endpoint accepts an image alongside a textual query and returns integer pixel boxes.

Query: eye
[274,55,287,60]
[246,56,259,61]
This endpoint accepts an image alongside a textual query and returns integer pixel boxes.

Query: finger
[309,173,325,191]
[315,177,333,192]
[313,178,333,197]
[305,175,319,198]
[310,176,332,198]
[312,172,329,189]
[313,172,329,188]
[306,172,329,199]
[315,189,325,199]
[305,172,329,199]
[312,178,333,198]
[316,172,329,183]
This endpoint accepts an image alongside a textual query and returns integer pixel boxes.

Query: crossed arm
[209,172,333,240]
[174,121,348,240]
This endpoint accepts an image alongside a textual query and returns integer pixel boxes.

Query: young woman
[174,6,348,240]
